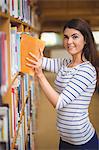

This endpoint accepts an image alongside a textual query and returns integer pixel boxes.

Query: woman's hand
[26,52,43,78]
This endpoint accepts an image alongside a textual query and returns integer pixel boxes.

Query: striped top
[41,57,97,145]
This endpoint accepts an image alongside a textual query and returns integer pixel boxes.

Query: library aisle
[35,72,99,150]
[35,72,59,150]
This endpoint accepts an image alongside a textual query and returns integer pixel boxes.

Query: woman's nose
[67,37,72,44]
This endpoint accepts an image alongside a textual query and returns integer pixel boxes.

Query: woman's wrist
[37,71,45,79]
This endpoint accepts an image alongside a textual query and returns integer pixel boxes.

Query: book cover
[20,33,45,76]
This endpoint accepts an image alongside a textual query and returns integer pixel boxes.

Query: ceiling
[33,0,99,33]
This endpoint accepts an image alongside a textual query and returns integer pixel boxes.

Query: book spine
[0,33,2,99]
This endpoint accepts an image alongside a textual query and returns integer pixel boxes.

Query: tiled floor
[35,72,99,150]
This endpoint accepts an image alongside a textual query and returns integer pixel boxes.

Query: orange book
[20,33,45,76]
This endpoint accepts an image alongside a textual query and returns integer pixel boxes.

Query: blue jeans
[59,132,99,150]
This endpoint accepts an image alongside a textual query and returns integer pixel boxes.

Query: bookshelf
[0,0,41,149]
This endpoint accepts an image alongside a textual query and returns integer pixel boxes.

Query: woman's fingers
[26,63,36,70]
[28,52,38,61]
[26,58,40,68]
[26,62,33,68]
[26,62,40,73]
[25,51,42,73]
[26,57,37,65]
[39,48,43,57]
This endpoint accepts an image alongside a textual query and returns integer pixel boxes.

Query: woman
[26,18,98,149]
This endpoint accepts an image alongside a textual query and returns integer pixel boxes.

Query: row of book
[0,28,44,96]
[0,0,38,28]
[11,73,38,149]
[0,29,43,95]
[0,27,43,149]
[10,0,34,26]
[0,0,8,13]
[10,26,45,78]
[15,115,34,150]
[0,70,38,150]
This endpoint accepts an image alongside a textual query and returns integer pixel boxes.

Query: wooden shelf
[10,16,40,33]
[0,1,41,149]
[0,12,9,19]
[10,16,22,24]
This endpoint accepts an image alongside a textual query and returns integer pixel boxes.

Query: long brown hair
[63,18,98,68]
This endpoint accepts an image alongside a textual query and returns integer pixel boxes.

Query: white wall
[50,48,72,59]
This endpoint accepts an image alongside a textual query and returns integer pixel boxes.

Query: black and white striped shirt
[42,57,97,145]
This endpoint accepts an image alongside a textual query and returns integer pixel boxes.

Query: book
[20,33,45,76]
[0,32,8,97]
[1,32,8,95]
[10,27,18,77]
[10,28,21,78]
[0,33,2,99]
[0,104,10,150]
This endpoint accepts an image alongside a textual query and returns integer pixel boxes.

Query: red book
[1,32,8,95]
[11,87,16,137]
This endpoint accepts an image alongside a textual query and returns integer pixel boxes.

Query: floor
[35,72,99,150]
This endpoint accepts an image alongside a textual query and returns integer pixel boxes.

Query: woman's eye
[72,35,79,39]
[64,37,67,39]
[64,35,68,39]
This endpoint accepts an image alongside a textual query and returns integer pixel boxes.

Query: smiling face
[63,28,86,58]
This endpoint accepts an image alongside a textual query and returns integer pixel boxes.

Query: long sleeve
[41,57,71,73]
